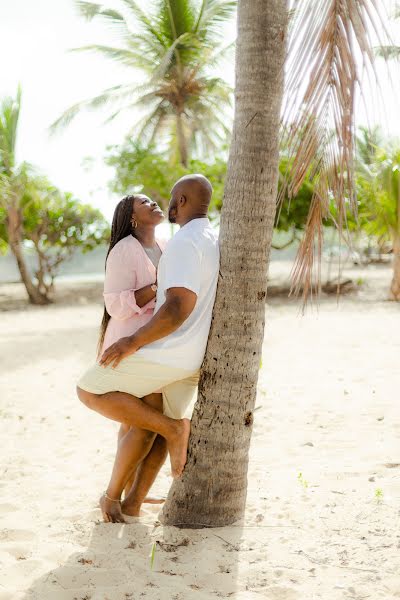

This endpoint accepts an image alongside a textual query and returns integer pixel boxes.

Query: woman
[98,193,167,522]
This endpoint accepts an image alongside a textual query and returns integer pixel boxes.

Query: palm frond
[55,0,233,160]
[161,0,197,40]
[49,84,140,132]
[282,0,392,300]
[70,44,155,69]
[120,0,166,46]
[0,85,22,172]
[149,32,194,84]
[206,41,235,67]
[194,0,236,36]
[75,1,129,32]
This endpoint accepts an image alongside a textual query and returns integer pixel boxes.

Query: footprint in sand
[0,529,36,542]
[8,559,44,580]
[2,543,32,559]
[263,586,298,600]
[54,566,128,589]
[0,502,19,513]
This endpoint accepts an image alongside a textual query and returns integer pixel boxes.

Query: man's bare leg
[77,387,190,478]
[122,435,168,517]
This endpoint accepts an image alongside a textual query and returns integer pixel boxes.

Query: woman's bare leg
[100,393,162,523]
[122,434,168,516]
[77,386,190,479]
[117,424,137,499]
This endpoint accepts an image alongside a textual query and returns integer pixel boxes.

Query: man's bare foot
[99,494,126,523]
[167,418,191,478]
[143,497,165,504]
[124,482,164,505]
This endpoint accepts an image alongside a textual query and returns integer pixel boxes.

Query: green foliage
[105,140,227,214]
[20,177,109,290]
[0,86,109,301]
[357,145,400,242]
[327,127,400,271]
[0,84,21,175]
[106,140,322,240]
[0,173,109,293]
[275,157,315,232]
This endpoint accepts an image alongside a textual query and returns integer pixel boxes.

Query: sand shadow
[21,513,243,600]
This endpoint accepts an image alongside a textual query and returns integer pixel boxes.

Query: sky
[0,0,399,224]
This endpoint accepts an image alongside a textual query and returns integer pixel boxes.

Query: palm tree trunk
[176,111,188,167]
[390,234,400,300]
[161,0,287,528]
[7,206,49,305]
[390,181,400,301]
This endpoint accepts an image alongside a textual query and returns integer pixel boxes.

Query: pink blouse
[101,235,166,354]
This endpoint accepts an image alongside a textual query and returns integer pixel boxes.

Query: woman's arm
[103,242,156,320]
[132,283,157,308]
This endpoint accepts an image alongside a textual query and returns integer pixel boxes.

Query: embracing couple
[76,174,219,523]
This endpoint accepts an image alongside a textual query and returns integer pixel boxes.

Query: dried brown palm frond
[281,0,392,302]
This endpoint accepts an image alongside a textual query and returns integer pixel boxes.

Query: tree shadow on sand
[22,515,243,600]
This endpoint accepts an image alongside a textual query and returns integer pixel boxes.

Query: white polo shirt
[139,217,219,371]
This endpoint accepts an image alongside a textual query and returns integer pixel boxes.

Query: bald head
[168,174,213,225]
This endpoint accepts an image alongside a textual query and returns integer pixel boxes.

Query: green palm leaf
[54,0,234,165]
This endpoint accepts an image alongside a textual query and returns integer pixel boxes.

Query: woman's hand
[99,335,140,369]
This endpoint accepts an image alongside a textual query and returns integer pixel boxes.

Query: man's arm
[99,287,197,368]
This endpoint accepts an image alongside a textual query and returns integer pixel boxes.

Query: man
[77,174,219,522]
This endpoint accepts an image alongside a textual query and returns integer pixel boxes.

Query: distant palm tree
[52,0,235,166]
[0,87,49,304]
[356,132,400,300]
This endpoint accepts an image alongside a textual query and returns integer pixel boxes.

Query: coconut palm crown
[51,0,235,166]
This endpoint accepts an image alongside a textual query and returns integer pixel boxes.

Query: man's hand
[99,336,140,369]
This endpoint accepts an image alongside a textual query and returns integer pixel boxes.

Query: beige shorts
[77,354,199,420]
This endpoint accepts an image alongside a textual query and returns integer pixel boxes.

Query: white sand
[1,264,400,599]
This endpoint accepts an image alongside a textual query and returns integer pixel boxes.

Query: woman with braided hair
[98,194,167,521]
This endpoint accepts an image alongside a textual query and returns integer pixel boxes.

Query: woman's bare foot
[167,418,191,478]
[99,494,126,523]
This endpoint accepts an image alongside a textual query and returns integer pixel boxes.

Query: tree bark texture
[176,111,188,167]
[161,0,287,528]
[389,234,400,301]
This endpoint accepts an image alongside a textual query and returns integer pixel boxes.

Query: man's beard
[168,210,176,223]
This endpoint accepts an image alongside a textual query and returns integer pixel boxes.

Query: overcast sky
[0,0,399,223]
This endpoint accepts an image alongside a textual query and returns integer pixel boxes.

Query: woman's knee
[76,386,98,410]
[119,423,130,437]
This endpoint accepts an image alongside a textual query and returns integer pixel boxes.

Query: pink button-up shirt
[101,235,166,354]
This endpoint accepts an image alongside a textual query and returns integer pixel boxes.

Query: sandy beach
[1,262,400,600]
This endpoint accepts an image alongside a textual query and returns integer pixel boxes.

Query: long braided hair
[97,195,137,355]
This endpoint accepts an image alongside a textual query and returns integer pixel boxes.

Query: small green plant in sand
[297,472,309,489]
[149,542,157,570]
[374,488,384,503]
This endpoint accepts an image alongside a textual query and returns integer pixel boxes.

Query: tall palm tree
[0,88,49,305]
[161,0,390,528]
[52,0,235,166]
